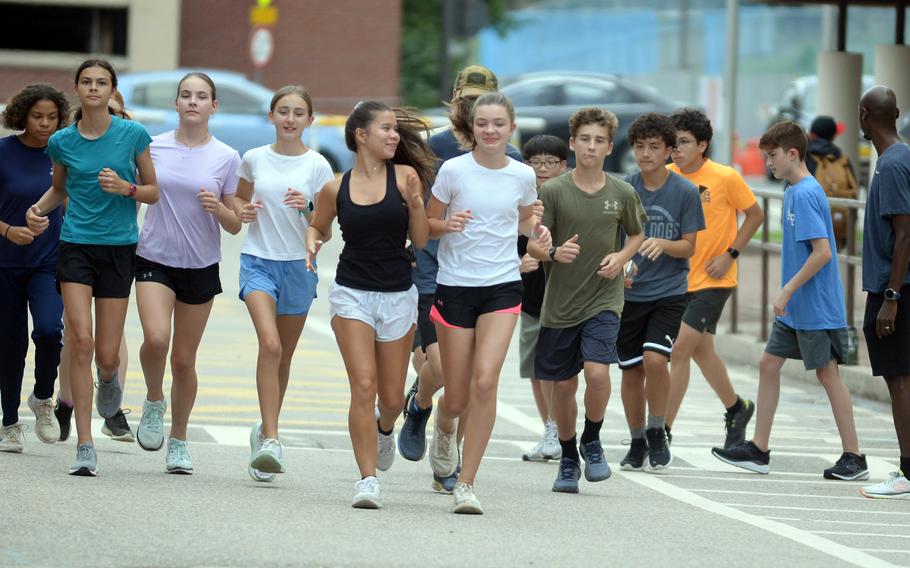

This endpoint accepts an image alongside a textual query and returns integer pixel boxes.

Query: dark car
[499,72,682,173]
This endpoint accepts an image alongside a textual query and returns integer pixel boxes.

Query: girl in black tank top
[306,101,436,509]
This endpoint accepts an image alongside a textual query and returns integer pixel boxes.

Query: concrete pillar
[817,51,863,177]
[127,0,181,72]
[874,45,910,117]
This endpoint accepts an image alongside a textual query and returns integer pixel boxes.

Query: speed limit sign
[250,27,274,69]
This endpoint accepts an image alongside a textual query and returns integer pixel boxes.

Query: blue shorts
[238,254,317,316]
[534,310,620,381]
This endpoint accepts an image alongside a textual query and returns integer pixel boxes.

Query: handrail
[735,188,864,342]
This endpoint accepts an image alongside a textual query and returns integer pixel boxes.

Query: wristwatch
[548,246,558,261]
[884,288,901,301]
[726,247,740,259]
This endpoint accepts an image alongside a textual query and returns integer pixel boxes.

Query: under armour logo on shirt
[787,210,796,226]
[603,200,619,213]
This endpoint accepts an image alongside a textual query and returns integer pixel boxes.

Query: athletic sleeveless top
[335,163,412,292]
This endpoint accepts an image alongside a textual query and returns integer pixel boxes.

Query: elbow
[411,233,429,249]
[227,223,242,236]
[146,186,160,205]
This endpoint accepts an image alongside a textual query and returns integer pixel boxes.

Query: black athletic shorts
[431,281,523,329]
[414,293,437,350]
[617,294,687,369]
[135,255,222,305]
[57,242,136,299]
[863,286,910,377]
[681,287,733,334]
[534,310,620,381]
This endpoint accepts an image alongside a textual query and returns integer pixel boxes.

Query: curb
[713,331,891,404]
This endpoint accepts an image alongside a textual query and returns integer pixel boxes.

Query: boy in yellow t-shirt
[664,108,765,449]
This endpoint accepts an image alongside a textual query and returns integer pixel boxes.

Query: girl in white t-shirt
[233,85,335,482]
[133,72,242,473]
[425,92,551,513]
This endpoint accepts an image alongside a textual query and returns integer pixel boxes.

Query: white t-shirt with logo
[432,152,537,286]
[236,145,335,261]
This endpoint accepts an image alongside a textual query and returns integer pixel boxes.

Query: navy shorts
[534,310,620,381]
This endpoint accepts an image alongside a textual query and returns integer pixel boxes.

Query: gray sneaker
[0,423,25,453]
[579,440,612,482]
[68,442,97,476]
[101,409,134,442]
[377,429,395,472]
[165,438,193,475]
[28,394,59,444]
[137,399,166,451]
[95,370,123,419]
[429,414,458,477]
[248,421,276,483]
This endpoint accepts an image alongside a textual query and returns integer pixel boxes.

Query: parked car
[117,69,353,172]
[499,72,682,173]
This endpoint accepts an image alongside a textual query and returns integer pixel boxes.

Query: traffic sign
[249,5,277,26]
[250,27,274,69]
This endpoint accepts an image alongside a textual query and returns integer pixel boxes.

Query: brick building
[0,0,402,114]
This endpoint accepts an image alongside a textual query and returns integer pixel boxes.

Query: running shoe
[352,476,382,509]
[137,398,166,451]
[619,437,648,472]
[28,393,59,443]
[552,457,581,493]
[578,440,611,482]
[645,427,672,472]
[824,452,869,481]
[377,428,395,472]
[711,441,770,474]
[723,398,754,449]
[523,421,561,462]
[250,438,285,474]
[453,482,483,514]
[68,442,97,476]
[665,424,673,445]
[94,371,122,419]
[860,471,910,500]
[101,409,135,442]
[0,423,25,453]
[398,393,431,461]
[429,414,458,477]
[54,400,73,442]
[248,421,276,483]
[165,438,194,475]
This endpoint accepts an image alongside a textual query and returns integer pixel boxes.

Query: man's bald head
[859,85,900,141]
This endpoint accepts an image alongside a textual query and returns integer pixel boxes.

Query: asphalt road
[4,215,907,568]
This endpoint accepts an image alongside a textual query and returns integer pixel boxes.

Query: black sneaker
[712,441,770,474]
[101,409,135,442]
[665,424,673,445]
[620,437,648,471]
[645,427,672,472]
[55,400,73,442]
[824,452,870,481]
[723,398,755,449]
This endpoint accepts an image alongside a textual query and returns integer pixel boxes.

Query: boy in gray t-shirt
[617,113,704,473]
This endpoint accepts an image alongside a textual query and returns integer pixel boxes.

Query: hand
[398,171,425,209]
[519,253,539,274]
[597,252,624,279]
[639,237,667,261]
[531,199,544,218]
[554,234,580,264]
[624,261,638,289]
[532,221,552,250]
[197,187,219,214]
[446,210,472,233]
[6,226,36,245]
[241,200,264,223]
[283,188,310,213]
[773,288,792,317]
[98,168,127,195]
[306,239,323,272]
[876,299,898,338]
[706,253,735,279]
[26,205,49,235]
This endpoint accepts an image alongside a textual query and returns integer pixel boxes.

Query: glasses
[528,159,561,169]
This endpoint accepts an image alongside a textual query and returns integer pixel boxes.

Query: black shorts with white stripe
[616,294,687,370]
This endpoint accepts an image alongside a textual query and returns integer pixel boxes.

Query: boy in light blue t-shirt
[712,121,867,481]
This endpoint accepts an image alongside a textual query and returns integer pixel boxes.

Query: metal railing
[729,188,864,342]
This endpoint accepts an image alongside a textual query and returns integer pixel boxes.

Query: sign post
[249,0,278,84]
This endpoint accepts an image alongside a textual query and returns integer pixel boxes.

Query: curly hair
[670,108,713,157]
[569,107,618,141]
[628,113,677,149]
[2,84,70,131]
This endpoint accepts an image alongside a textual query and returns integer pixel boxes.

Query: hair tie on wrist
[4,225,10,239]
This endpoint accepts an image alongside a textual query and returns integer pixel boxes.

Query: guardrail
[730,188,863,343]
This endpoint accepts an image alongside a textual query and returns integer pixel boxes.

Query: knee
[31,319,63,343]
[758,353,782,376]
[169,352,196,379]
[349,375,377,405]
[443,391,470,417]
[258,337,282,362]
[473,373,498,399]
[69,331,94,361]
[554,379,578,398]
[142,332,170,357]
[643,352,669,378]
[377,392,404,416]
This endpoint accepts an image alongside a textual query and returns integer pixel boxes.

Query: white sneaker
[28,394,59,444]
[377,429,395,472]
[523,421,561,462]
[0,423,25,453]
[250,438,285,474]
[248,421,276,483]
[429,414,458,477]
[352,475,382,509]
[861,471,910,500]
[453,481,483,514]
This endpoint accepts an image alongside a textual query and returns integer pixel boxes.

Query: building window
[0,3,127,55]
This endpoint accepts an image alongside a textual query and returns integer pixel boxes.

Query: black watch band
[548,246,558,261]
[727,247,740,259]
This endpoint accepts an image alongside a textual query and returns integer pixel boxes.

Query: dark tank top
[335,162,412,292]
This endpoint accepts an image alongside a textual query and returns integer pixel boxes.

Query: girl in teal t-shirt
[27,59,158,477]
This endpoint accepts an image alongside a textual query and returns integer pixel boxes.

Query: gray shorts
[681,287,733,334]
[519,312,541,379]
[764,320,849,370]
